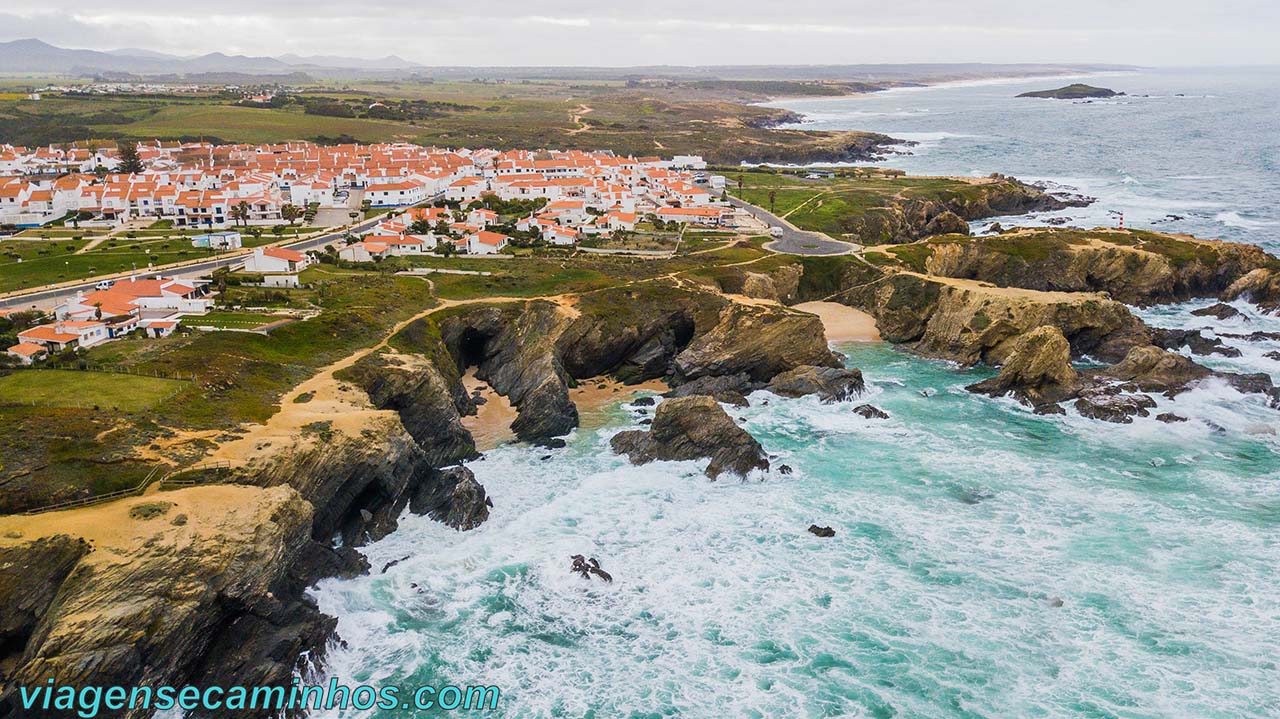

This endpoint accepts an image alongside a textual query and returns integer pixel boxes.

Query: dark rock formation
[610,396,769,479]
[0,536,90,667]
[853,404,890,419]
[1190,303,1244,320]
[409,466,491,531]
[808,525,836,538]
[672,304,842,384]
[766,365,865,402]
[666,373,752,407]
[1074,387,1157,423]
[343,349,477,467]
[1150,327,1241,357]
[1157,412,1188,423]
[438,302,579,443]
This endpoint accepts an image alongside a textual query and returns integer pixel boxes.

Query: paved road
[726,196,859,256]
[0,217,380,312]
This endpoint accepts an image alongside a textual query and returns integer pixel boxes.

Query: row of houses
[1,142,725,231]
[6,277,213,364]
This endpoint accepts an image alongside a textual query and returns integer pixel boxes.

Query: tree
[116,141,144,174]
[281,204,303,226]
[229,201,251,228]
[768,190,777,214]
[736,174,744,193]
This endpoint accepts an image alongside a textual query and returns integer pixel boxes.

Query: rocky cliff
[839,271,1149,366]
[923,229,1274,305]
[1221,267,1280,313]
[840,178,1078,245]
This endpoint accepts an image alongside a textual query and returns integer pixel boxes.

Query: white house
[466,230,510,255]
[243,246,311,273]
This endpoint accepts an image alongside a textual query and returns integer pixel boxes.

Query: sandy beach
[793,301,882,342]
[462,370,667,450]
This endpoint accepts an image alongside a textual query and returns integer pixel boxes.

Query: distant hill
[1017,83,1122,99]
[0,41,1140,83]
[277,53,423,70]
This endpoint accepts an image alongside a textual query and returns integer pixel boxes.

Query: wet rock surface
[610,396,769,479]
[409,466,491,531]
[766,365,866,403]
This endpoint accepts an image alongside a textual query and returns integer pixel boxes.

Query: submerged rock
[610,396,769,479]
[1150,327,1241,357]
[766,365,865,403]
[853,404,890,419]
[1073,387,1157,423]
[808,525,836,538]
[1190,303,1244,320]
[1156,412,1188,423]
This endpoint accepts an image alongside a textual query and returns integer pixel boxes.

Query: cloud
[0,2,1276,65]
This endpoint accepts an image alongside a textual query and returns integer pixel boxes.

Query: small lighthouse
[1118,212,1125,230]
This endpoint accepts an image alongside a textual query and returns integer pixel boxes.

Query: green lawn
[0,369,188,411]
[0,238,223,292]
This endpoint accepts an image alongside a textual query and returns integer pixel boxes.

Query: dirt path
[567,104,594,135]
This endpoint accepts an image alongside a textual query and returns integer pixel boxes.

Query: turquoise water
[314,340,1280,718]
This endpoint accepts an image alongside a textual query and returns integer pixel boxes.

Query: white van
[769,227,785,239]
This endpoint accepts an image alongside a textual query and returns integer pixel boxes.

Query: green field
[0,369,187,411]
[0,237,224,292]
[190,310,287,330]
[0,82,889,165]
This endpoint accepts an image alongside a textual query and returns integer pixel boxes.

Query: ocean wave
[1215,211,1279,230]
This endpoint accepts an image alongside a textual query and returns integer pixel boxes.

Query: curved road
[0,217,379,312]
[725,196,859,256]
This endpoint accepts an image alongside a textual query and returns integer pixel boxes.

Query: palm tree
[281,204,303,226]
[768,190,777,214]
[229,201,251,228]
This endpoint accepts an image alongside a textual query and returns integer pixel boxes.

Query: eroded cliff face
[0,486,315,719]
[439,301,580,443]
[402,284,850,444]
[840,271,1150,366]
[923,230,1273,305]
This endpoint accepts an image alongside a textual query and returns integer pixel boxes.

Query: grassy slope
[0,369,186,411]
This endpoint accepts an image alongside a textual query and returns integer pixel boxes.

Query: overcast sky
[2,1,1278,66]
